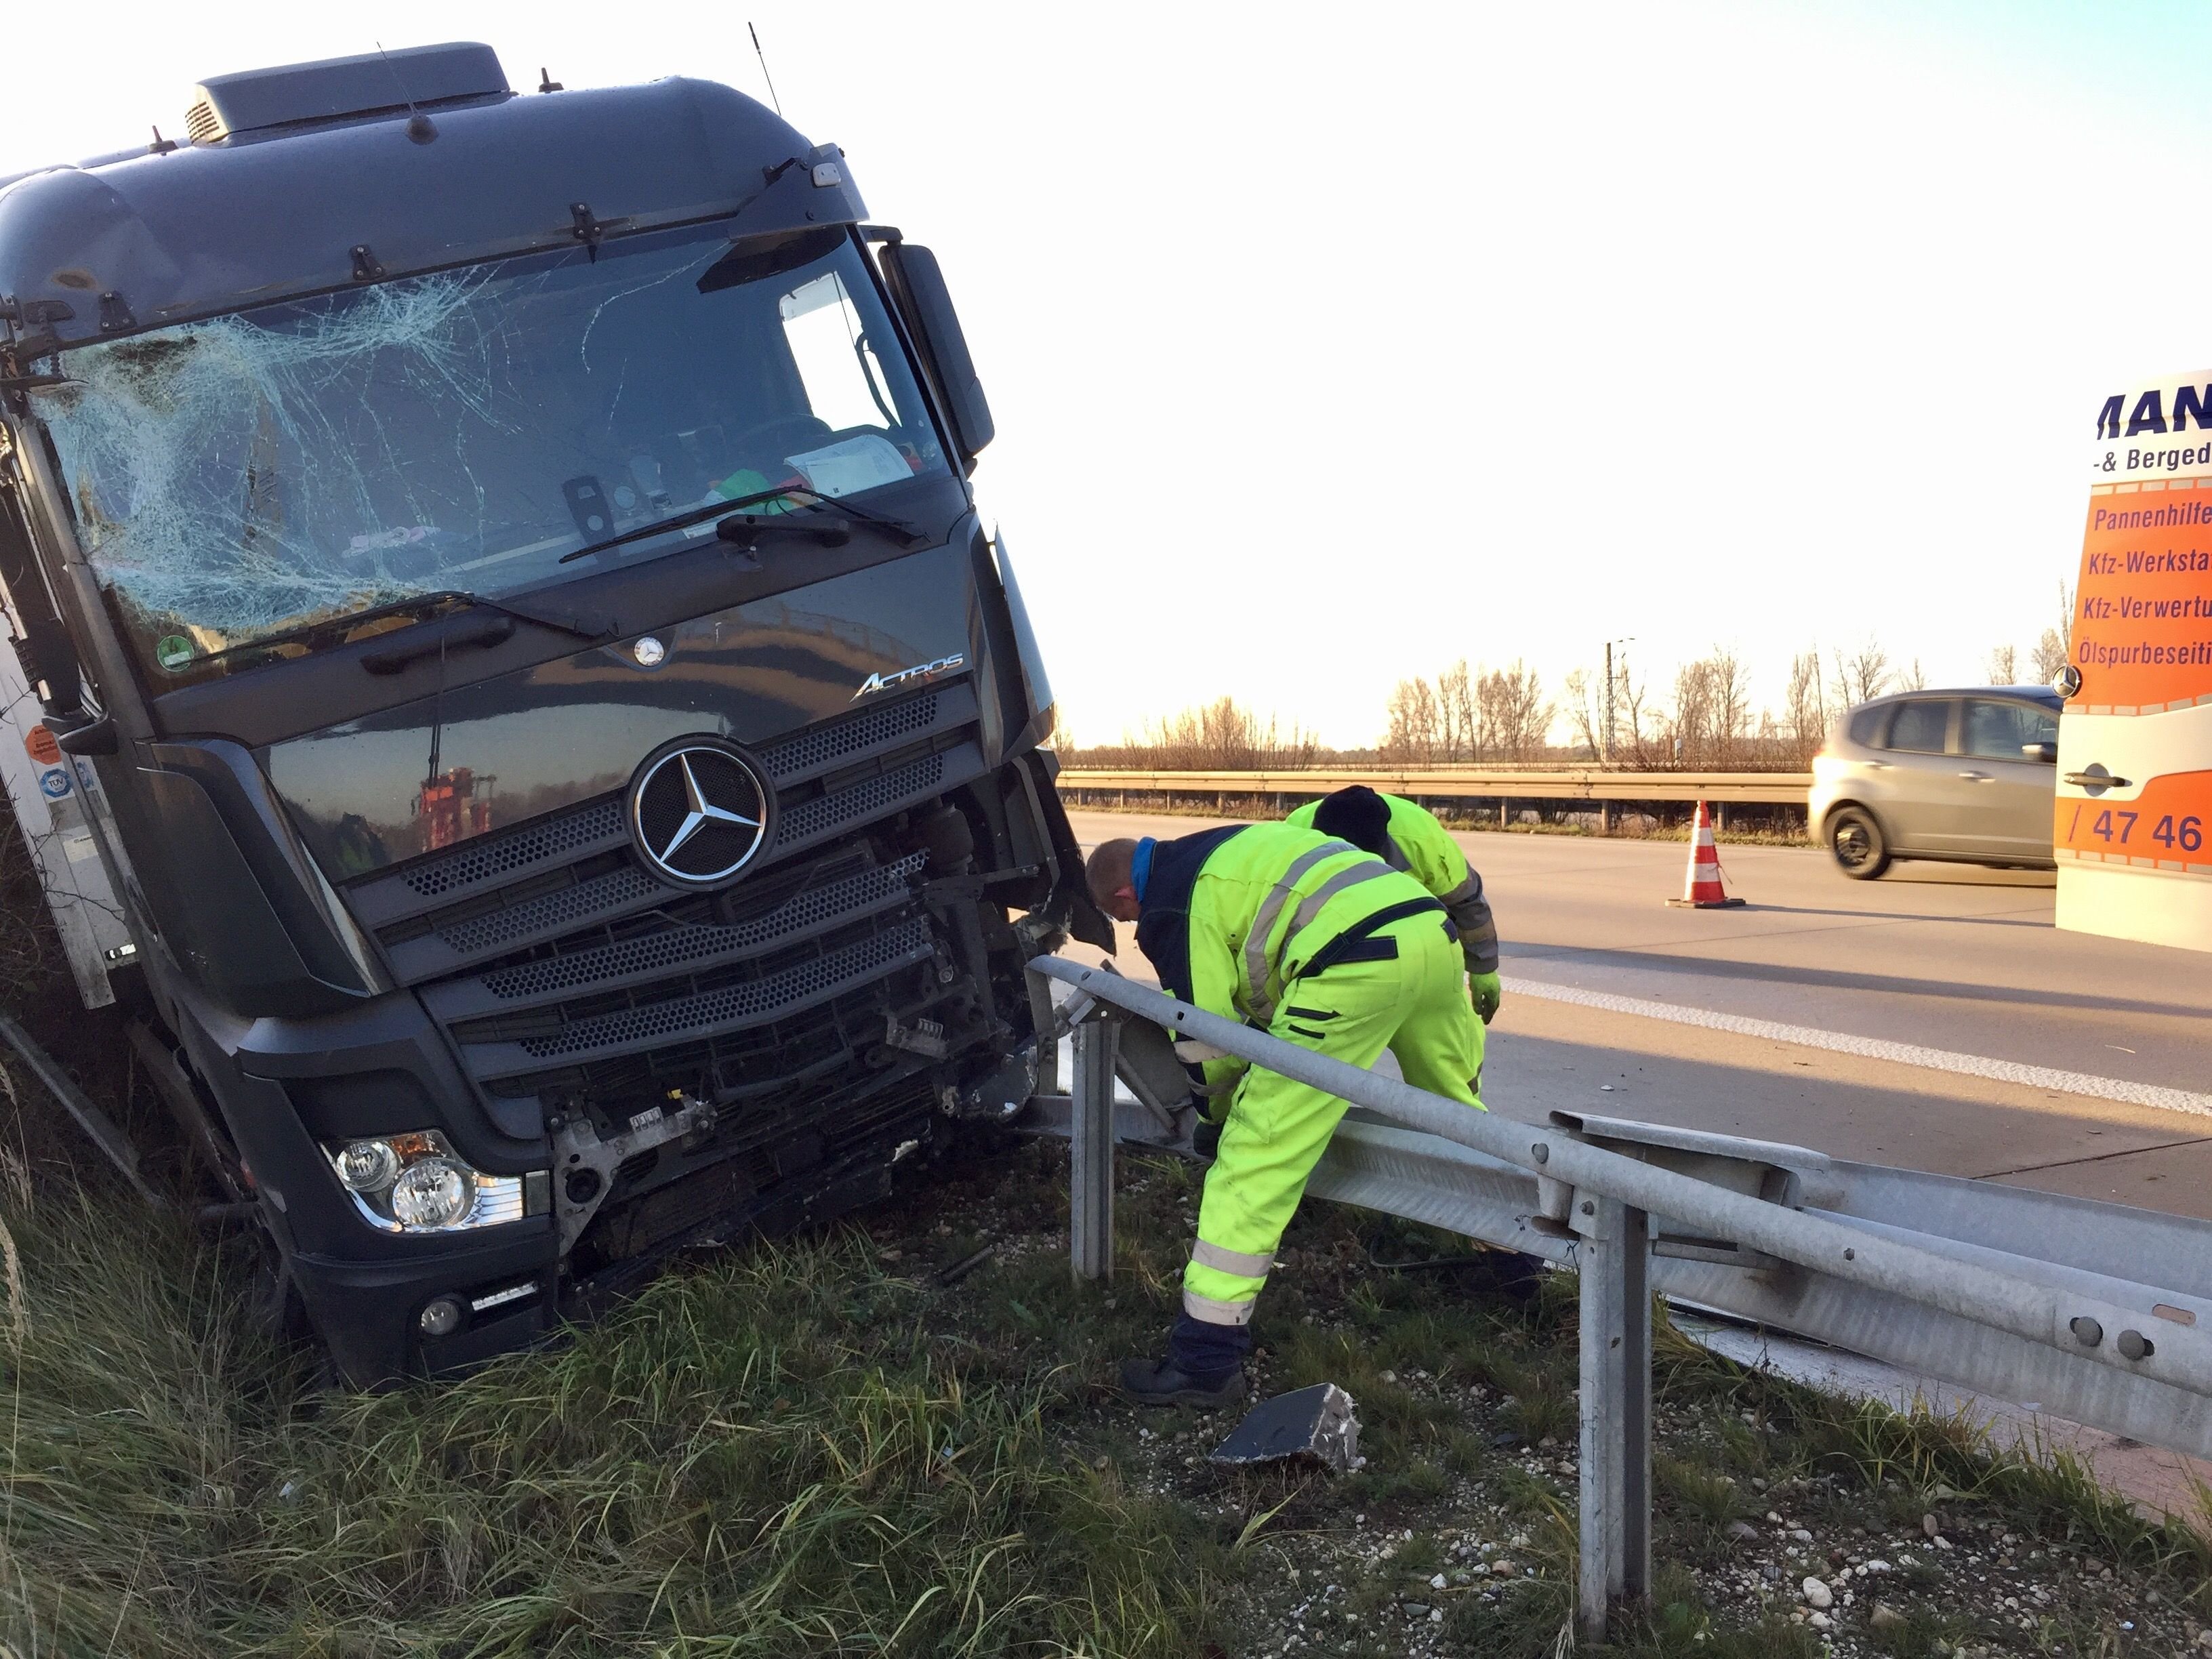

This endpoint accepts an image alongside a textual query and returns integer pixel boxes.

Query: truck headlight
[323,1131,544,1233]
[333,1139,401,1192]
[390,1158,472,1228]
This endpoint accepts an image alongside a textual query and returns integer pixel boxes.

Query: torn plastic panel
[28,224,949,687]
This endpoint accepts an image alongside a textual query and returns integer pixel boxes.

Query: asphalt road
[1065,811,2212,1219]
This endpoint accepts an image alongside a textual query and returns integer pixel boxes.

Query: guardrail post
[1575,1193,1652,1642]
[1069,1010,1120,1282]
[1024,966,1061,1100]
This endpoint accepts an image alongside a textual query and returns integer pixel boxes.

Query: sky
[4,1,2206,747]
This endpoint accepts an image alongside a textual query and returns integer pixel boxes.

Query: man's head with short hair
[1311,785,1393,859]
[1086,838,1142,922]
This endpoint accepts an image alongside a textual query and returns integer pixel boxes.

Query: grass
[0,1090,2207,1656]
[0,1162,1218,1656]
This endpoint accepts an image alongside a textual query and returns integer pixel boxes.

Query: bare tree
[1475,661,1554,760]
[1709,649,1753,764]
[1435,660,1475,762]
[2031,579,2076,684]
[1831,638,1892,708]
[1784,648,1829,764]
[1383,676,1442,764]
[1106,695,1319,769]
[1615,661,1658,768]
[1662,647,1754,767]
[1899,658,1928,692]
[1562,667,1601,760]
[1985,643,2020,684]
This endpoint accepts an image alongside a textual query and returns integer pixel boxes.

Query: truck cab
[0,43,1106,1380]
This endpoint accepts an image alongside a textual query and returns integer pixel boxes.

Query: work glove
[1470,971,1502,1025]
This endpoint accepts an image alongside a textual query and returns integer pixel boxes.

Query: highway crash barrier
[1021,956,2212,1645]
[1055,766,1811,836]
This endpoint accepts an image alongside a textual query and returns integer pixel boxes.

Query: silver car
[1809,687,2062,878]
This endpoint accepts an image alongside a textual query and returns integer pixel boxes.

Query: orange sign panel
[2073,484,2212,713]
[22,724,59,767]
[2053,771,2212,874]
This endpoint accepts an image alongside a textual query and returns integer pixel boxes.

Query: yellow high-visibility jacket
[1133,821,1438,1094]
[1286,792,1498,975]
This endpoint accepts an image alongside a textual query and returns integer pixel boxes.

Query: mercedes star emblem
[627,738,773,886]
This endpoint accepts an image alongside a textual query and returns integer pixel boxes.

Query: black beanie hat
[1311,785,1392,859]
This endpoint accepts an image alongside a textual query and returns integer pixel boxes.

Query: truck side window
[780,272,896,434]
[772,270,918,497]
[1885,699,1950,754]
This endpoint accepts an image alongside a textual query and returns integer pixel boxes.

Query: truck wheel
[1828,806,1889,879]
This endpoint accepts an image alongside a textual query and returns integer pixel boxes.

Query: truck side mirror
[878,243,994,470]
[16,617,83,714]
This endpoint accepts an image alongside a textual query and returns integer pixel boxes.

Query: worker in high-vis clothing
[1086,823,1486,1406]
[1286,785,1502,1023]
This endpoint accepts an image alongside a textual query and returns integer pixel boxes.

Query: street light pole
[1602,638,1634,766]
[1604,642,1616,764]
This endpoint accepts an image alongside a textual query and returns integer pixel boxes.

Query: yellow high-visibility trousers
[1181,911,1485,1328]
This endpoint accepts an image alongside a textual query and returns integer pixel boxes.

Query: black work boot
[1117,1355,1248,1408]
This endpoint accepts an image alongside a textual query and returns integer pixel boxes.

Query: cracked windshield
[30,224,947,683]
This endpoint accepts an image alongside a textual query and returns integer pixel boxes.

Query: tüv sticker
[38,768,72,799]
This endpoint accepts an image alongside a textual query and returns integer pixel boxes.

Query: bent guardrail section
[1023,955,2212,1640]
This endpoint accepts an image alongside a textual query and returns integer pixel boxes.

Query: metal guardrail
[1058,765,1813,807]
[1022,956,2212,1642]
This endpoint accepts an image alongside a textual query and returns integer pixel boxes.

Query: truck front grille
[469,855,924,1010]
[455,914,936,1078]
[400,800,626,901]
[340,681,992,1151]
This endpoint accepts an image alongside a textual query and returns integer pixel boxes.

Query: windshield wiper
[779,491,930,550]
[353,592,617,676]
[558,483,929,565]
[469,591,618,640]
[558,484,805,564]
[192,588,613,674]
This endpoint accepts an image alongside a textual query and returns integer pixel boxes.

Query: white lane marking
[1500,975,2212,1120]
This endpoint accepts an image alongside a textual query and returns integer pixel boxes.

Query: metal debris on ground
[935,1244,996,1286]
[1208,1382,1365,1474]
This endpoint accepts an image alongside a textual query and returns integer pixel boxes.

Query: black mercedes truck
[0,43,1107,1381]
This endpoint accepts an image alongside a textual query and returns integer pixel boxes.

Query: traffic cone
[1666,801,1744,909]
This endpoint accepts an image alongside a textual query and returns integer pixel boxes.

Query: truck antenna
[748,22,785,117]
[373,41,439,143]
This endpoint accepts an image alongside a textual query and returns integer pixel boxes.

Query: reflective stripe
[1285,862,1396,945]
[1173,1038,1229,1063]
[1242,841,1356,1017]
[1191,1239,1274,1279]
[1441,872,1484,906]
[1443,891,1491,934]
[1183,1287,1256,1326]
[1382,837,1411,872]
[1441,871,1499,973]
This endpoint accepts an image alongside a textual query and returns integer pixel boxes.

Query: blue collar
[1130,837,1157,903]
